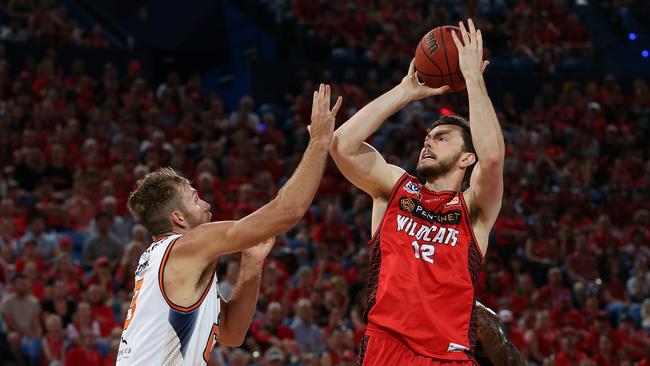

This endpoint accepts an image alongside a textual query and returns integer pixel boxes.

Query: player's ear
[170,210,188,229]
[459,152,476,168]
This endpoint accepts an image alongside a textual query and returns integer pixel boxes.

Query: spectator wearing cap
[0,273,42,365]
[19,212,58,258]
[549,290,585,330]
[85,256,115,295]
[291,298,325,354]
[82,212,121,268]
[498,309,527,352]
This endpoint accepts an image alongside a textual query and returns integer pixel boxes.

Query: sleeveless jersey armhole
[458,191,485,261]
[158,237,215,313]
[368,172,412,244]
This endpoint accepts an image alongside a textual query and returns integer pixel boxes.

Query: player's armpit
[329,140,404,199]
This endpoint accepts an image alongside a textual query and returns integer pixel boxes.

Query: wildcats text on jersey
[396,214,460,247]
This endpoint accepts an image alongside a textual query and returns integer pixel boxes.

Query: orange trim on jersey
[458,191,485,261]
[158,237,214,313]
[368,172,411,243]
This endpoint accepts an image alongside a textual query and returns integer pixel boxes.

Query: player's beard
[416,151,462,180]
[181,208,209,228]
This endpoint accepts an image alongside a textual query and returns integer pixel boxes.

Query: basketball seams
[438,28,456,91]
[418,39,443,75]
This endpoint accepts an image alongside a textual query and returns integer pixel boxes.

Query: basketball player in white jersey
[116,84,342,365]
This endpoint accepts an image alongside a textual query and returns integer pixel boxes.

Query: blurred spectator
[88,195,132,245]
[250,301,295,351]
[291,298,325,354]
[19,212,58,258]
[1,273,42,365]
[42,279,77,327]
[82,213,121,268]
[64,328,102,366]
[41,314,67,366]
[220,260,239,300]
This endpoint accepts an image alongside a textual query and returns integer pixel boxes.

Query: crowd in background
[0,1,649,366]
[0,0,109,47]
[265,0,592,74]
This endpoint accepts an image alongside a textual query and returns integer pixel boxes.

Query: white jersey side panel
[117,234,222,366]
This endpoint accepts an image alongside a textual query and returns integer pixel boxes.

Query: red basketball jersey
[364,173,484,361]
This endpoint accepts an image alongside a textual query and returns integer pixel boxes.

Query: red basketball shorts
[358,331,476,366]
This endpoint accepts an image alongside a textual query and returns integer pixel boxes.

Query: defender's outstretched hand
[451,19,490,80]
[400,59,450,101]
[241,237,276,264]
[308,83,343,143]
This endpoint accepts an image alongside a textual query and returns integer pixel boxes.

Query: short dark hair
[430,115,476,155]
[127,167,190,236]
[430,115,477,187]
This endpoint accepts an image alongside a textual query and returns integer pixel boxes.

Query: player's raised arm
[217,237,274,346]
[329,61,449,199]
[176,84,342,263]
[451,20,505,242]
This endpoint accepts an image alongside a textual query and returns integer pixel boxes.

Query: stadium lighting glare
[643,50,649,58]
[629,33,637,41]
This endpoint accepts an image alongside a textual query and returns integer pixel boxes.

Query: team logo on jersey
[400,197,416,213]
[398,196,462,225]
[444,196,460,207]
[403,181,420,195]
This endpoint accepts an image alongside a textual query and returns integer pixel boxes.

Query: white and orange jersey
[117,234,222,366]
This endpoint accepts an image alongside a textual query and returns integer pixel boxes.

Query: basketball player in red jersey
[329,20,503,365]
[117,85,341,365]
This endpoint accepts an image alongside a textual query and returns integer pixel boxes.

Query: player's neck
[153,228,184,242]
[423,173,462,192]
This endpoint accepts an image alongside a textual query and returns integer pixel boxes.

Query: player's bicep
[466,160,504,227]
[330,142,404,199]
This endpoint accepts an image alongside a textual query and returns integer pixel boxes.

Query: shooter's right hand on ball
[399,59,449,101]
[308,83,343,144]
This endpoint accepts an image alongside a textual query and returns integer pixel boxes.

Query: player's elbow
[330,132,355,156]
[218,332,245,347]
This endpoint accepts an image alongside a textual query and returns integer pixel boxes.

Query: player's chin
[417,159,435,169]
